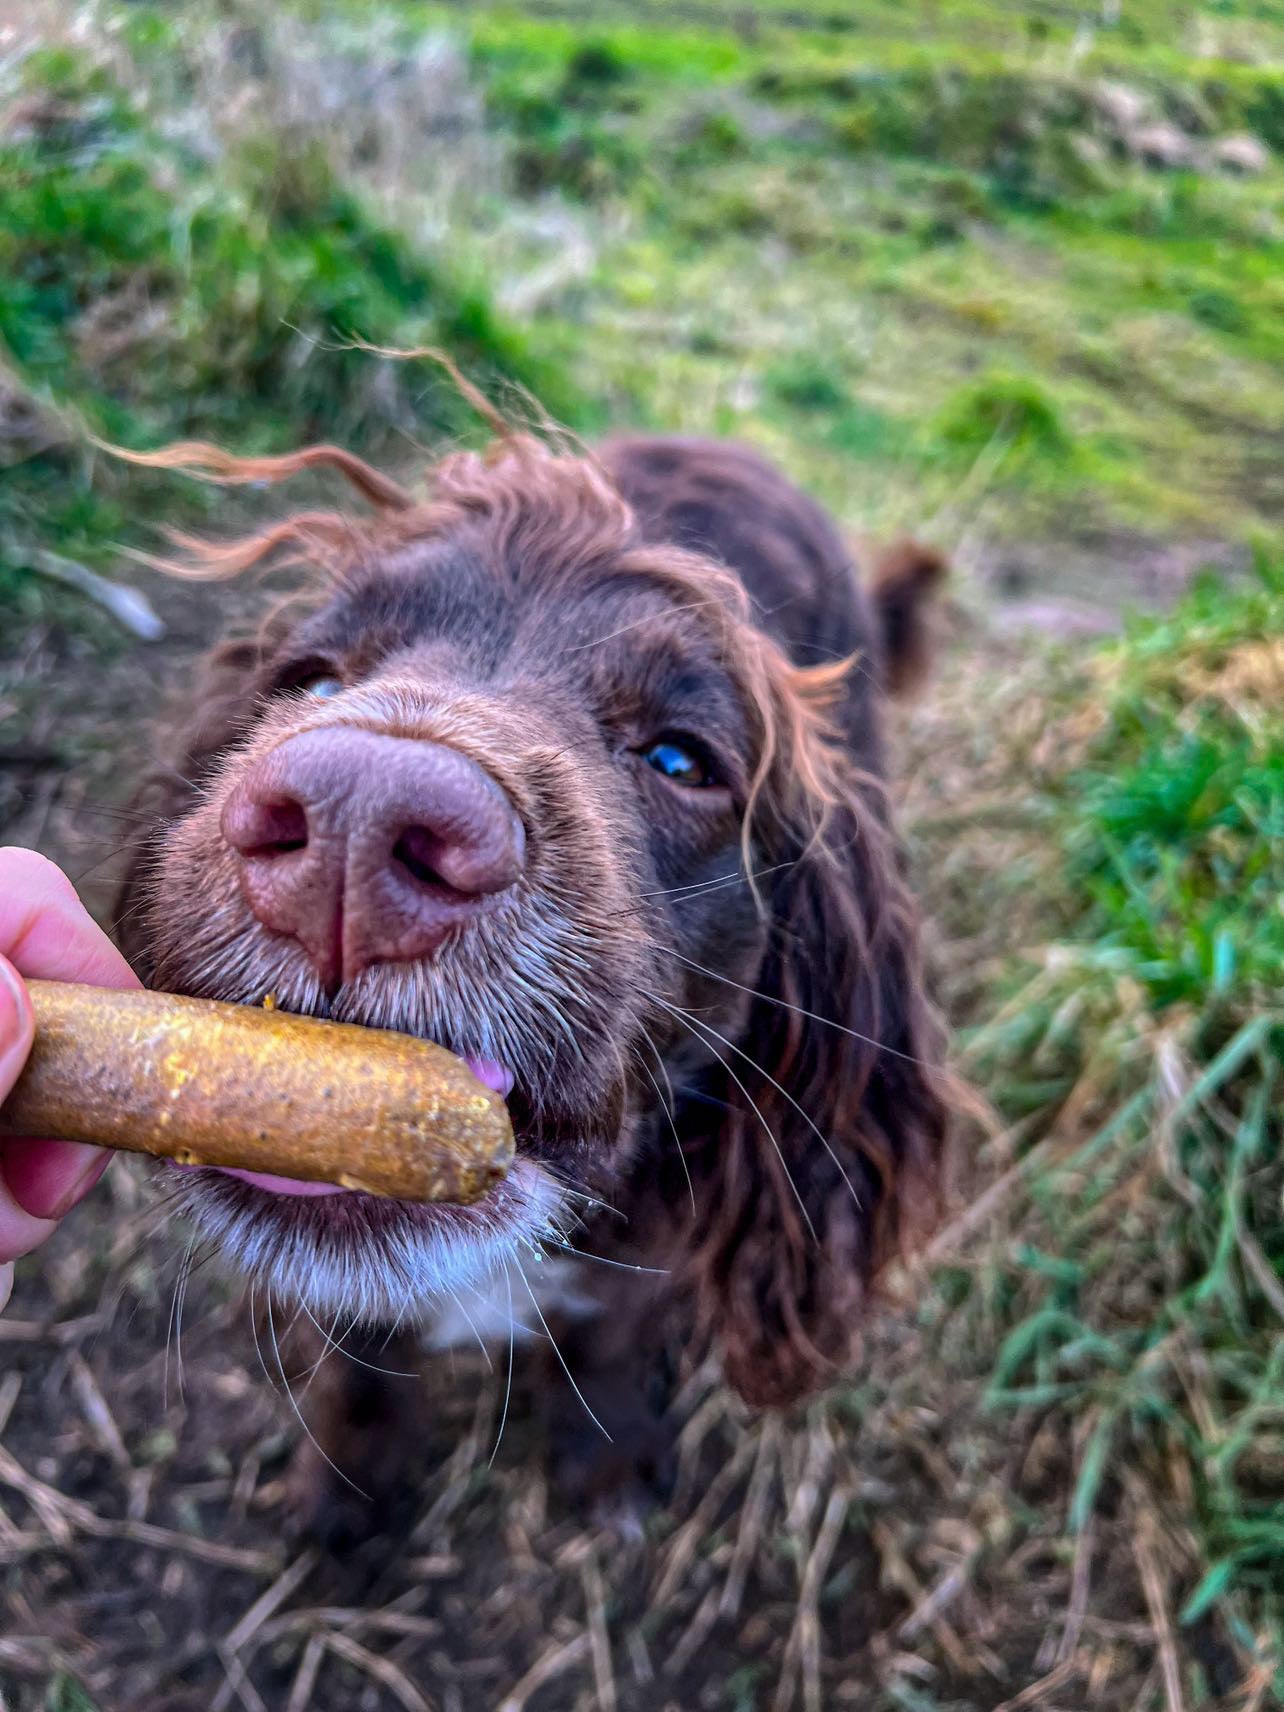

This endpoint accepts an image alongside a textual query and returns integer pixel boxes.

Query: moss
[937,372,1073,461]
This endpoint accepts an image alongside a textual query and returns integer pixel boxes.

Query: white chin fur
[169,1158,568,1329]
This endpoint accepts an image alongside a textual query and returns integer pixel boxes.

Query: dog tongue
[464,1057,515,1098]
[195,1055,515,1199]
[215,1168,350,1197]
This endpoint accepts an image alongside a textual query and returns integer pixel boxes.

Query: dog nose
[221,726,525,989]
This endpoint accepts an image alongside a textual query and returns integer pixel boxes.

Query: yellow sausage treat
[0,982,514,1203]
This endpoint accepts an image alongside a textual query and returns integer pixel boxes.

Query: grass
[902,561,1284,1703]
[1,1,1283,1707]
[0,16,594,625]
[6,0,1284,609]
[995,580,1281,1540]
[430,0,1284,537]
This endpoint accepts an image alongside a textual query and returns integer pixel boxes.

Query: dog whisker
[173,1238,198,1405]
[645,988,863,1214]
[487,1260,517,1469]
[267,1280,369,1501]
[636,1029,695,1216]
[547,1241,667,1276]
[68,843,137,886]
[163,1235,195,1413]
[444,1287,495,1371]
[651,993,817,1245]
[632,859,797,906]
[247,1280,275,1395]
[297,1297,419,1380]
[514,1254,611,1442]
[666,948,927,1066]
[558,597,726,655]
[70,799,170,826]
[292,1302,346,1391]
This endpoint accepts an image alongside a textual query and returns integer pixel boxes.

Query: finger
[0,954,113,1218]
[1,1131,113,1221]
[0,947,35,1093]
[0,846,139,988]
[0,850,137,1253]
[0,958,68,1260]
[0,1173,58,1265]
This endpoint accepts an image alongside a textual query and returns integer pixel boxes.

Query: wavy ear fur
[688,753,951,1410]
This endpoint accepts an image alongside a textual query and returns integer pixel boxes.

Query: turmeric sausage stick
[0,982,514,1203]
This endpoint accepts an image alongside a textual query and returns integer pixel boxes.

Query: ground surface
[2,3,1282,1710]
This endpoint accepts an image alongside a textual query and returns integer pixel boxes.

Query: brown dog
[117,431,953,1532]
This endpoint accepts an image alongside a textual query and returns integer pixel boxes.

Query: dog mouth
[162,1027,567,1330]
[153,972,577,1324]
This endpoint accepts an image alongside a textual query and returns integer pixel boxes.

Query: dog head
[120,433,952,1405]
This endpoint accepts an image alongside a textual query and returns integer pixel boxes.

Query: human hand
[0,847,140,1312]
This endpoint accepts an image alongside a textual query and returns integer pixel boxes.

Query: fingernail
[0,957,25,1053]
[44,1150,113,1220]
[0,1262,12,1315]
[4,1139,112,1221]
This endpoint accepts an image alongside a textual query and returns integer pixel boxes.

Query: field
[1,1,1282,1708]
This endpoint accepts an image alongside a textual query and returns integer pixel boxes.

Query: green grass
[0,25,593,612]
[418,0,1284,535]
[5,0,1284,613]
[939,563,1284,1697]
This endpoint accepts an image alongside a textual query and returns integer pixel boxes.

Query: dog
[116,429,954,1534]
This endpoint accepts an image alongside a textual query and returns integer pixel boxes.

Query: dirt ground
[0,531,1238,1712]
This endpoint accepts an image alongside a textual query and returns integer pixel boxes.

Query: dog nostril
[236,796,309,859]
[392,829,445,890]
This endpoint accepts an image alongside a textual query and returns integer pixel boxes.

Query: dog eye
[273,658,347,699]
[275,664,346,699]
[640,737,715,788]
[298,674,345,700]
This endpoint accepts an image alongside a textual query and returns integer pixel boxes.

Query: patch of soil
[978,532,1252,636]
[0,571,234,920]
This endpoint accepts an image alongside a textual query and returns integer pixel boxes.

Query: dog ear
[686,735,952,1409]
[868,538,948,698]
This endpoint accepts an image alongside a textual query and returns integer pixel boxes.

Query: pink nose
[221,727,525,990]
